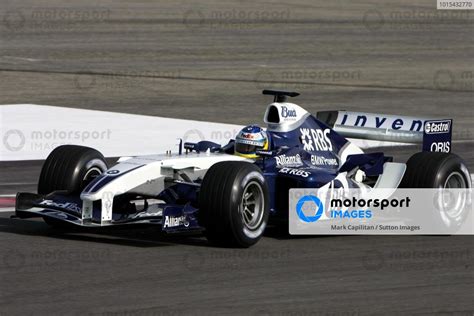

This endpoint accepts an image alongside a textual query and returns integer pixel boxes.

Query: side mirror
[184,141,221,153]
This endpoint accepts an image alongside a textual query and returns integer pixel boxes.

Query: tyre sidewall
[401,152,471,231]
[431,156,471,189]
[431,157,471,229]
[70,156,108,193]
[229,168,269,247]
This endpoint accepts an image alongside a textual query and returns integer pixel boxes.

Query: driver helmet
[234,125,269,158]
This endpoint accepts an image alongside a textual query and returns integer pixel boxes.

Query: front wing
[14,192,202,232]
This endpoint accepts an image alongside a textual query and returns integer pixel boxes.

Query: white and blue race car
[15,90,471,247]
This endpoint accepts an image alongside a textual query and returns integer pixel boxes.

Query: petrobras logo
[424,120,451,134]
[275,154,303,167]
[300,128,333,152]
[279,167,310,178]
[311,155,338,166]
[163,215,189,228]
[281,106,297,119]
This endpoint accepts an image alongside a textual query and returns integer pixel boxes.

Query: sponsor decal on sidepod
[311,155,338,166]
[300,128,333,152]
[275,154,303,167]
[279,167,310,178]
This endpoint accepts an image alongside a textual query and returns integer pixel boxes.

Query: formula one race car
[15,90,471,247]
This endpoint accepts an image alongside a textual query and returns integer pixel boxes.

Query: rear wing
[316,111,452,153]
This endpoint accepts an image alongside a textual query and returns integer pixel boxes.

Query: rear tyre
[199,161,269,248]
[400,152,471,230]
[400,152,470,189]
[38,145,108,227]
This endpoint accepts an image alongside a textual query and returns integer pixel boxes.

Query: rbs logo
[300,128,333,152]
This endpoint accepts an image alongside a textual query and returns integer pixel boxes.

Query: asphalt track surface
[0,0,473,315]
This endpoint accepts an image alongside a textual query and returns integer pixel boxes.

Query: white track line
[0,195,15,212]
[0,183,36,186]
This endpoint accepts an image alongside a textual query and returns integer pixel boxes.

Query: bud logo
[163,215,189,228]
[281,106,297,118]
[275,154,303,167]
[425,120,451,134]
[300,128,333,152]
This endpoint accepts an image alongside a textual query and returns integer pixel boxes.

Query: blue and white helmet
[235,125,269,158]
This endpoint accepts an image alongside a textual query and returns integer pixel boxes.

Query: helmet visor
[235,142,258,154]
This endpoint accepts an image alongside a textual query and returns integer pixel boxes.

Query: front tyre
[38,145,108,195]
[38,145,108,228]
[199,161,269,248]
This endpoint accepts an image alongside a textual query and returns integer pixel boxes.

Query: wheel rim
[82,167,102,188]
[240,181,264,230]
[440,171,467,219]
[444,171,466,189]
